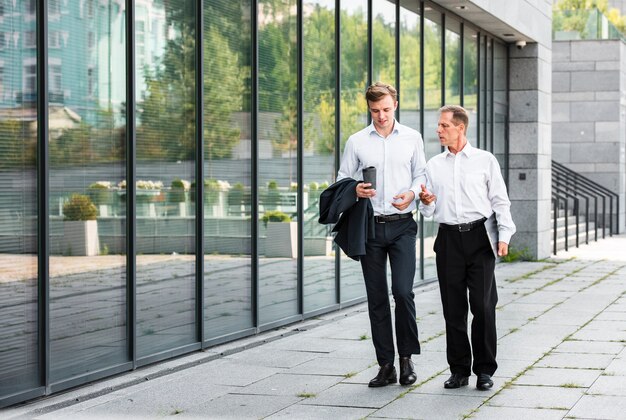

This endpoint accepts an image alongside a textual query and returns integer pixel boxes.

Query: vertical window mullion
[196,0,205,345]
[37,0,50,393]
[125,0,137,367]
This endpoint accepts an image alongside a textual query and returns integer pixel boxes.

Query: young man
[419,105,516,390]
[337,82,426,387]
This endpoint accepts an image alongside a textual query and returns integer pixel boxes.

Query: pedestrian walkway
[4,236,626,419]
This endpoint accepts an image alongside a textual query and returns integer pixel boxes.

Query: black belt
[439,217,487,232]
[374,213,414,224]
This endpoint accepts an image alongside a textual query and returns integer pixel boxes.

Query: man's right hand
[418,184,436,205]
[356,182,377,198]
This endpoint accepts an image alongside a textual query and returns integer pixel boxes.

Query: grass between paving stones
[343,371,357,378]
[421,330,445,344]
[560,382,584,388]
[297,392,316,398]
[359,333,369,340]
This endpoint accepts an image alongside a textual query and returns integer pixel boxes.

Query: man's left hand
[391,190,415,211]
[497,242,509,257]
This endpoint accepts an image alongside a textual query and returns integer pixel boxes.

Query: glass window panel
[423,9,442,160]
[399,0,420,131]
[339,0,367,302]
[303,0,336,312]
[48,0,128,381]
[463,27,478,145]
[478,34,486,150]
[203,0,253,339]
[258,0,298,325]
[0,0,39,396]
[493,41,508,178]
[444,19,461,104]
[372,0,396,86]
[486,37,493,152]
[422,7,442,281]
[135,0,196,357]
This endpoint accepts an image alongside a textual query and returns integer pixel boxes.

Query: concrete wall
[552,40,626,231]
[508,42,554,259]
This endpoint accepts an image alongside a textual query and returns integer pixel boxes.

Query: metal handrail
[552,160,619,235]
[553,185,580,248]
[551,160,620,255]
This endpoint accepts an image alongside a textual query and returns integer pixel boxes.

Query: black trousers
[361,217,421,366]
[434,224,498,376]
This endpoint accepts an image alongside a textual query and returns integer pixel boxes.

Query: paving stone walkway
[4,235,626,420]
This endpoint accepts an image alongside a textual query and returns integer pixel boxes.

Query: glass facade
[0,0,508,406]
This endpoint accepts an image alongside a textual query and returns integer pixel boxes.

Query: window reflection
[464,27,478,145]
[303,0,336,312]
[373,0,396,85]
[445,20,461,104]
[422,9,443,281]
[399,0,420,130]
[258,0,299,324]
[47,0,128,381]
[340,0,368,302]
[203,0,253,340]
[493,41,508,177]
[0,0,38,396]
[135,0,196,357]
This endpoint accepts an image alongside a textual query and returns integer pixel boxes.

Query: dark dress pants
[434,224,498,376]
[360,217,421,366]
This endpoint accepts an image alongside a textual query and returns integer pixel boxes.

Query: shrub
[261,210,291,227]
[63,194,97,221]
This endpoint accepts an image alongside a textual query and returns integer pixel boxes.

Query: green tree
[0,120,36,169]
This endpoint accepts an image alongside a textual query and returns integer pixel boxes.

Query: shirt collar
[368,119,401,138]
[445,140,474,157]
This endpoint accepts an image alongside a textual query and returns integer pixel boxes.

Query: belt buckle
[376,216,385,224]
[458,223,471,232]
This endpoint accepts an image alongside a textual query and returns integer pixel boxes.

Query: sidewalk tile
[514,367,600,387]
[234,373,343,396]
[300,383,402,409]
[587,375,626,396]
[181,393,301,418]
[487,385,584,409]
[536,353,614,370]
[372,393,485,419]
[224,348,320,368]
[266,404,374,419]
[471,406,567,420]
[286,357,373,376]
[568,394,626,420]
[187,359,283,386]
[554,340,623,354]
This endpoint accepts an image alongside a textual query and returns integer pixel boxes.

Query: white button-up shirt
[419,142,516,244]
[337,120,427,215]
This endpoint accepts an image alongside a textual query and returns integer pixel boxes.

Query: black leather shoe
[476,373,493,390]
[368,363,397,387]
[399,357,417,385]
[444,373,469,389]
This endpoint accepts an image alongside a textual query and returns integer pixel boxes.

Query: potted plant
[167,178,190,216]
[264,180,281,210]
[262,210,297,258]
[61,194,100,256]
[87,181,114,206]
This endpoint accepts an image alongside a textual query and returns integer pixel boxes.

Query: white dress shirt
[419,142,516,245]
[337,120,427,215]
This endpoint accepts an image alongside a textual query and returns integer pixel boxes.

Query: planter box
[61,220,100,256]
[265,221,297,258]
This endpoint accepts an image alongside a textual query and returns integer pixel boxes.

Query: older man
[419,105,515,391]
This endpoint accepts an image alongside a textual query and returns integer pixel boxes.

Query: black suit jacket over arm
[318,178,374,261]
